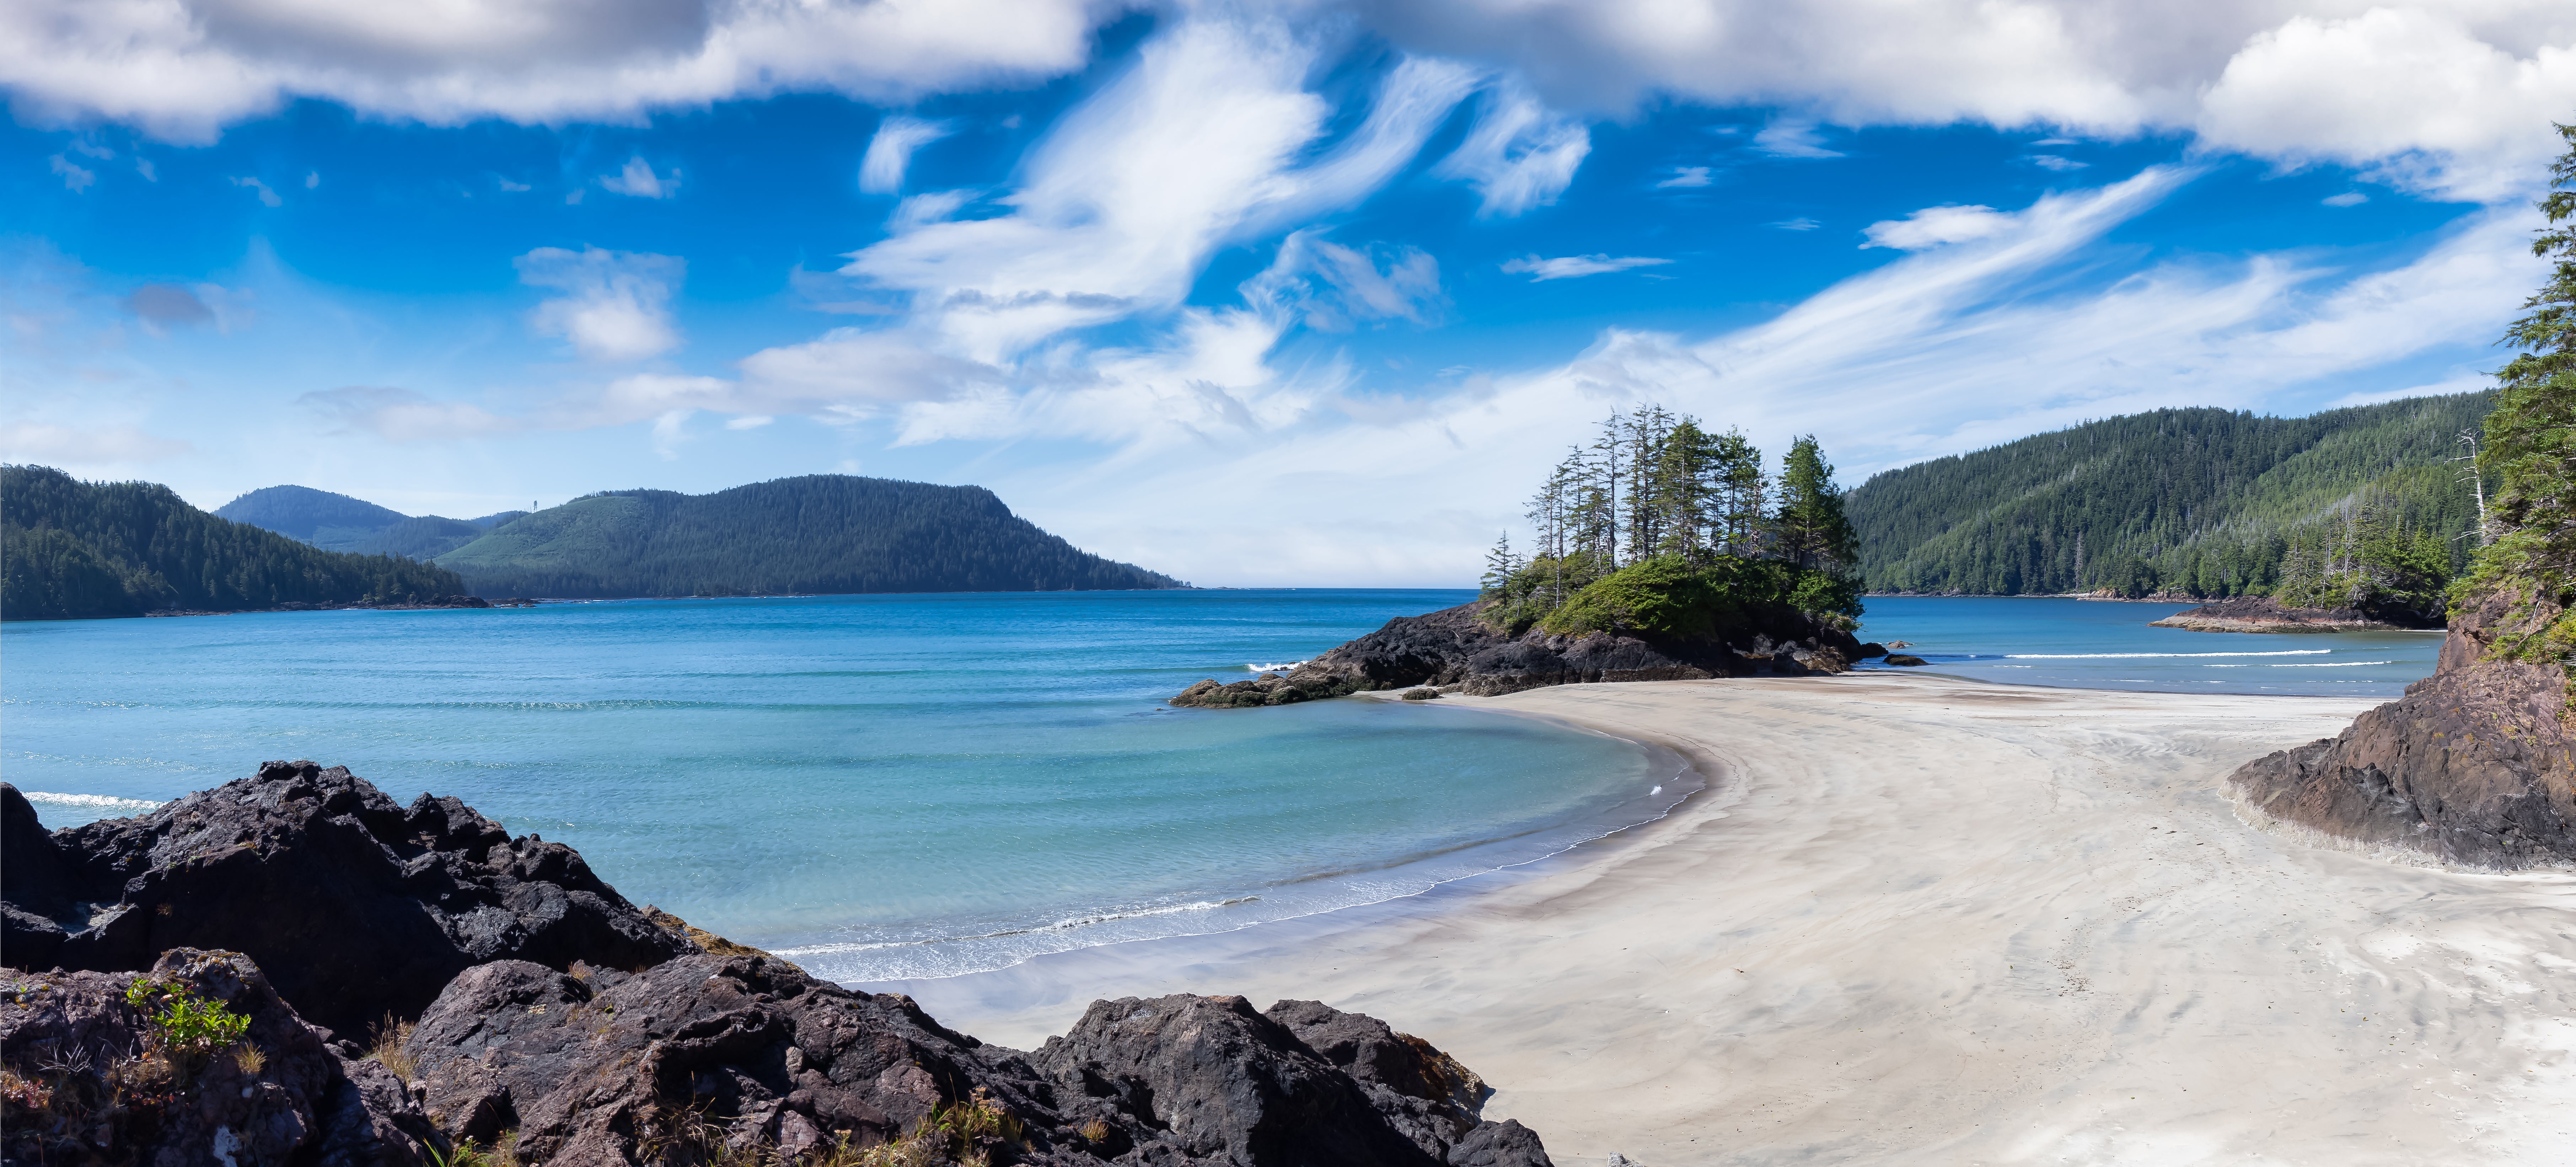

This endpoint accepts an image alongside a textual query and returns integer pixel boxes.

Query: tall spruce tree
[1773,435,1858,573]
[1713,428,1768,557]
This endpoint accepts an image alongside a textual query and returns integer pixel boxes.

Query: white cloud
[304,170,319,188]
[1434,81,1591,216]
[2324,192,2369,207]
[2195,7,2576,202]
[2028,153,2088,171]
[1752,119,1841,159]
[134,158,156,181]
[837,20,1476,362]
[67,140,111,159]
[497,176,530,192]
[1861,204,2016,250]
[231,175,280,206]
[1771,217,1822,231]
[515,246,685,361]
[1657,166,1712,188]
[1244,231,1445,330]
[724,414,774,430]
[860,116,954,193]
[0,0,1112,143]
[1499,254,1672,281]
[299,386,520,442]
[599,156,678,198]
[0,422,189,464]
[48,154,94,191]
[650,409,692,459]
[889,189,975,231]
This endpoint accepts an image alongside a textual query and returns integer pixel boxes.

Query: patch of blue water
[0,590,1673,981]
[1854,595,2441,697]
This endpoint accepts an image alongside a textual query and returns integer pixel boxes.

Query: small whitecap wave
[2004,650,2332,659]
[773,896,1264,958]
[1245,661,1306,673]
[20,792,162,811]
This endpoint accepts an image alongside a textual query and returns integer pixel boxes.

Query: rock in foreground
[2,763,1558,1166]
[2,762,692,1039]
[1172,600,1862,707]
[2148,595,2430,633]
[2229,587,2576,866]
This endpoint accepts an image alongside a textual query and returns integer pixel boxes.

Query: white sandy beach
[890,673,2576,1166]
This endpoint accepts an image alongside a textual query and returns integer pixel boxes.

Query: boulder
[0,947,443,1166]
[1855,642,1888,659]
[404,961,1553,1167]
[2229,585,2576,866]
[1884,654,1929,667]
[6,761,692,1038]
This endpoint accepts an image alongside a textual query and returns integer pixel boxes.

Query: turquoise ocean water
[0,591,2438,982]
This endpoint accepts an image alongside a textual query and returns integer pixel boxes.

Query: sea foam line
[1245,661,1306,673]
[774,896,1265,957]
[20,792,163,810]
[2004,650,2333,659]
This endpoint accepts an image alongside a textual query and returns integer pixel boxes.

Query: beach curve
[881,672,2576,1165]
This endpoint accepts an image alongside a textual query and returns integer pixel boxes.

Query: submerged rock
[1170,600,1862,707]
[2229,585,2576,866]
[2,761,692,1038]
[1884,654,1930,667]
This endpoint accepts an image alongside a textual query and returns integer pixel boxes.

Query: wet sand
[880,673,2576,1165]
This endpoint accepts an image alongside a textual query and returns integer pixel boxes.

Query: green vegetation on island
[1846,392,2491,620]
[1,466,468,620]
[430,475,1182,598]
[1478,407,1862,637]
[2462,122,2576,666]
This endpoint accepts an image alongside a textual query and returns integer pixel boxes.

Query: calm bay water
[1854,596,2446,694]
[0,590,1673,981]
[1,590,2436,981]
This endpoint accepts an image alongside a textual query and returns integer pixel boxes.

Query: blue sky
[5,1,2573,584]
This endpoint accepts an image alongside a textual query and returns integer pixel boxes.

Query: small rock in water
[1885,654,1930,667]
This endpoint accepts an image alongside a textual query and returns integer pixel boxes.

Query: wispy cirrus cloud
[516,247,685,361]
[860,116,954,193]
[1499,253,1671,281]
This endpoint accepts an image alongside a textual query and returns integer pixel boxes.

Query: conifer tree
[1712,428,1769,557]
[1773,435,1858,572]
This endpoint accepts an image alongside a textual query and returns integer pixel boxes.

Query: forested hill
[431,475,1184,597]
[215,485,524,559]
[1846,393,2493,597]
[1,466,467,620]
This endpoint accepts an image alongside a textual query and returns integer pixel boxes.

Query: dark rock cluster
[2230,586,2576,866]
[2,765,1557,1166]
[1171,600,1870,707]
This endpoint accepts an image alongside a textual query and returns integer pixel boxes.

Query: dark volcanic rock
[1884,654,1929,667]
[1171,600,1861,706]
[1,948,442,1166]
[404,961,1552,1167]
[2230,586,2576,866]
[5,760,692,1038]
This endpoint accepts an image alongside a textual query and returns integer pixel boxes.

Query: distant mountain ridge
[1846,392,2493,597]
[431,475,1183,597]
[215,485,525,559]
[2,466,467,620]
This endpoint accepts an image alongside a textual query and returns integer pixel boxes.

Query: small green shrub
[123,977,251,1070]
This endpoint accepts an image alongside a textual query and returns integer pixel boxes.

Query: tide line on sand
[892,673,2576,1165]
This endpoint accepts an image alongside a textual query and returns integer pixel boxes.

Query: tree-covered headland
[2,465,468,620]
[2460,121,2576,665]
[1478,407,1863,637]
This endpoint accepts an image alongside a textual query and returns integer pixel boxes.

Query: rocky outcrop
[2,761,692,1039]
[1171,600,1862,706]
[399,963,1550,1166]
[2229,586,2576,866]
[1,948,443,1166]
[2150,595,2427,633]
[3,764,1561,1165]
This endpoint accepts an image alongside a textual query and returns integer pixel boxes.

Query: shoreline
[869,673,2576,1165]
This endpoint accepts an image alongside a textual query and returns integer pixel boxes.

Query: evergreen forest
[1,465,469,620]
[1478,407,1862,637]
[215,484,526,558]
[431,475,1183,597]
[1846,392,2494,622]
